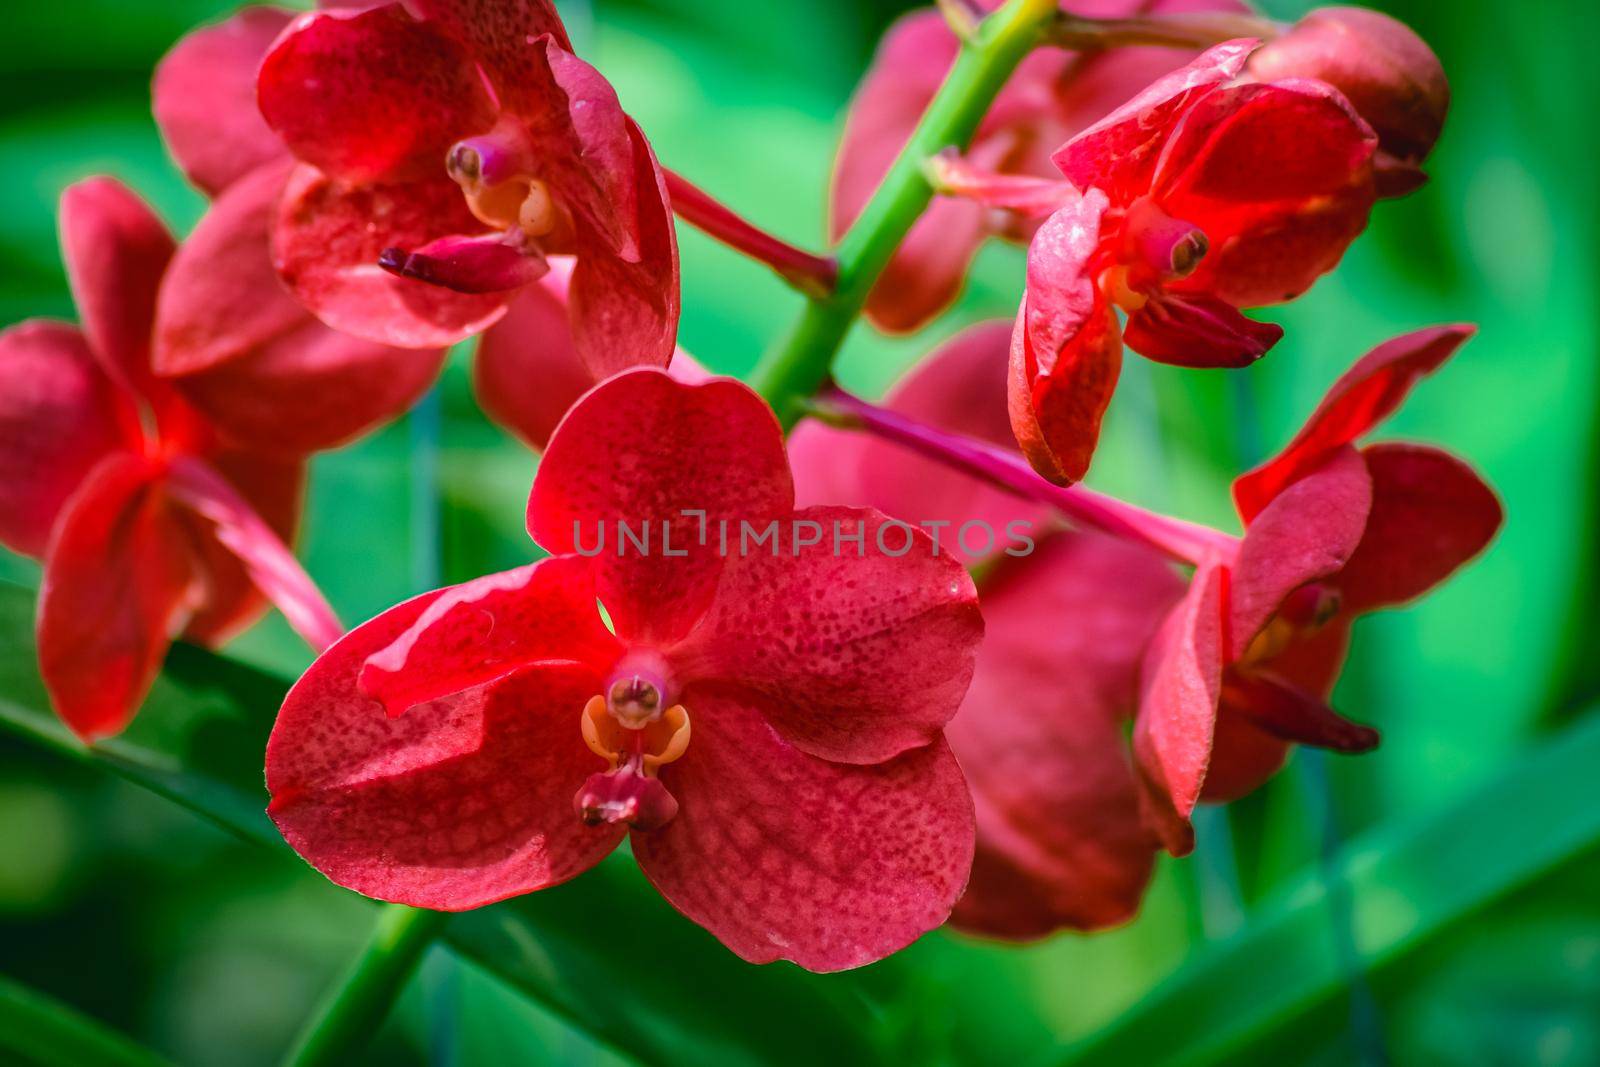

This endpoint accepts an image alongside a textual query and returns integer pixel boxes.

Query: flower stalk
[664,169,838,297]
[283,904,451,1067]
[810,386,1239,567]
[1049,11,1281,51]
[748,0,1062,423]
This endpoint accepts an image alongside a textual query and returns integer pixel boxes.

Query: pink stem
[814,386,1239,567]
[166,457,344,653]
[663,169,838,298]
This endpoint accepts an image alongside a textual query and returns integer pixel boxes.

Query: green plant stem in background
[1544,400,1600,723]
[284,904,452,1067]
[0,972,172,1067]
[747,0,1060,422]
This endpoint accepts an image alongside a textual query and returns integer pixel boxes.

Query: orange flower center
[573,670,691,832]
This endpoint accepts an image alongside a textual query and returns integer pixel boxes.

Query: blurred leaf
[0,582,885,1066]
[1047,710,1600,1067]
[0,971,171,1067]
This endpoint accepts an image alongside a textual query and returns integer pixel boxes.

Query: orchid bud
[1248,6,1448,197]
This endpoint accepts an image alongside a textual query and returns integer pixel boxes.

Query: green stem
[748,0,1060,423]
[284,904,452,1067]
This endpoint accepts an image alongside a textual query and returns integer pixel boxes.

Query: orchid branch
[808,386,1239,568]
[1049,11,1281,51]
[748,0,1062,424]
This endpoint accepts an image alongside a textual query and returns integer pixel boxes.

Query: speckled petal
[673,505,982,765]
[528,369,793,644]
[273,164,509,348]
[633,692,973,972]
[258,5,497,183]
[358,555,619,716]
[269,596,622,910]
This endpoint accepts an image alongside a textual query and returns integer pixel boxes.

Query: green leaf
[1046,711,1600,1067]
[0,971,171,1067]
[0,582,885,1067]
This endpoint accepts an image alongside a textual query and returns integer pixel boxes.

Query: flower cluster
[3,0,1494,974]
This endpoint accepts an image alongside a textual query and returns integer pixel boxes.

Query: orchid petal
[1193,705,1289,803]
[633,693,973,972]
[165,456,339,653]
[269,605,621,910]
[948,532,1182,937]
[1336,443,1502,613]
[1122,291,1282,368]
[258,5,497,184]
[0,321,135,556]
[673,506,981,765]
[59,178,176,396]
[1229,446,1371,661]
[1052,39,1254,201]
[471,266,590,450]
[564,120,680,375]
[862,199,991,333]
[157,162,447,452]
[175,447,307,646]
[1156,79,1377,308]
[153,7,295,195]
[358,556,619,717]
[1234,325,1474,521]
[273,165,508,348]
[528,370,793,644]
[36,455,195,741]
[406,0,572,83]
[474,261,704,450]
[1132,558,1226,855]
[1009,190,1122,485]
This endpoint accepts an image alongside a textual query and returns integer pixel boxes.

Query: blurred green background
[2,0,1598,1064]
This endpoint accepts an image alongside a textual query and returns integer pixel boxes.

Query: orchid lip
[574,765,679,831]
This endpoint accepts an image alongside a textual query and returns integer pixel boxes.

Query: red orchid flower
[1008,39,1377,484]
[790,324,1183,937]
[150,6,446,455]
[1247,6,1449,198]
[0,178,340,741]
[267,369,982,970]
[153,4,673,451]
[832,0,1249,334]
[254,0,680,379]
[1133,325,1503,853]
